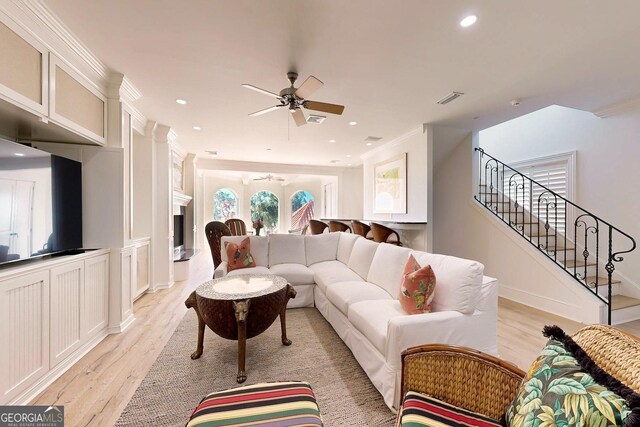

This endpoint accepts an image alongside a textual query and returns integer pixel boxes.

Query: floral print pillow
[399,254,436,315]
[505,326,638,427]
[225,237,256,272]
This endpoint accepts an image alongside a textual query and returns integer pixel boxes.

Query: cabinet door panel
[49,261,84,367]
[0,271,49,404]
[84,254,109,337]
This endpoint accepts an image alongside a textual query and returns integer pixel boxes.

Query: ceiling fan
[253,174,285,182]
[242,72,345,127]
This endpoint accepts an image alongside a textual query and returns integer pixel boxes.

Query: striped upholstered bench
[187,381,323,426]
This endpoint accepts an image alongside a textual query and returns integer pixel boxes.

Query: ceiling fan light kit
[243,72,345,126]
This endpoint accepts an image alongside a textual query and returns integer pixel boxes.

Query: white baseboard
[107,313,135,334]
[155,280,175,290]
[12,330,108,405]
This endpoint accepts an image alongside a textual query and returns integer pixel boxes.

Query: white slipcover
[366,244,412,297]
[308,260,363,292]
[325,281,392,316]
[336,232,360,264]
[269,234,306,266]
[347,238,379,279]
[269,263,315,285]
[305,233,340,266]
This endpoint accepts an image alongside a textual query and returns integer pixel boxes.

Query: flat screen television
[0,137,82,266]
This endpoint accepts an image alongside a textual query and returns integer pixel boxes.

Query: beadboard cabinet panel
[49,261,84,368]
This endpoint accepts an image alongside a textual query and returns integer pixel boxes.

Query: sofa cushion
[268,234,306,266]
[325,281,392,317]
[309,260,364,293]
[411,251,483,314]
[224,237,256,272]
[221,236,269,266]
[348,299,404,354]
[505,326,637,427]
[399,255,436,315]
[305,232,339,266]
[337,232,361,264]
[269,263,315,285]
[367,243,411,296]
[225,266,271,277]
[347,238,379,279]
[399,391,502,427]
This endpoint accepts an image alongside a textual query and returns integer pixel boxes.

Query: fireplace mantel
[173,191,192,207]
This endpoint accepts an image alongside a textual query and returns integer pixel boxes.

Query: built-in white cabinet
[0,250,109,405]
[134,238,151,300]
[0,14,106,145]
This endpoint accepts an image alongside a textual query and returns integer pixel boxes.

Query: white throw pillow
[220,235,269,266]
[347,238,379,279]
[305,233,340,266]
[367,244,412,297]
[337,232,361,264]
[410,251,483,314]
[268,234,306,266]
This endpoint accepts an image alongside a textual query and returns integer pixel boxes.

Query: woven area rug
[116,307,396,426]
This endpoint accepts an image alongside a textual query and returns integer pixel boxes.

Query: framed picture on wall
[373,152,407,214]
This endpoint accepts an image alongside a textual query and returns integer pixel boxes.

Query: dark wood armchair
[328,220,351,233]
[224,218,247,236]
[351,220,372,239]
[308,219,329,235]
[205,221,231,271]
[370,222,402,246]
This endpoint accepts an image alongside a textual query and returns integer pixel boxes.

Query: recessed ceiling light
[347,163,353,166]
[193,126,201,131]
[14,153,24,157]
[176,98,187,105]
[348,121,357,126]
[329,139,336,143]
[460,15,477,27]
[366,142,372,146]
[346,154,351,158]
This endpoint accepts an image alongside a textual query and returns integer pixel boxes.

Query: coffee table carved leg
[185,291,205,360]
[280,284,297,346]
[233,299,251,383]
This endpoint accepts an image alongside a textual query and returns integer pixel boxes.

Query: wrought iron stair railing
[474,148,636,324]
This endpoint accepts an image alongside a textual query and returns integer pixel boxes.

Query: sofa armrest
[214,262,228,279]
[397,344,524,421]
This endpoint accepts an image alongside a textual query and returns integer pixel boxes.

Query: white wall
[132,130,152,238]
[479,104,640,292]
[362,127,428,222]
[339,166,363,219]
[432,134,602,323]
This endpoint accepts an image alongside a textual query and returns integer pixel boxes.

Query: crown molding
[593,96,640,118]
[121,76,142,103]
[359,126,424,160]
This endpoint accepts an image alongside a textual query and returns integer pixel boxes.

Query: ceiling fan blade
[291,108,307,127]
[253,177,267,181]
[242,84,282,99]
[304,100,345,115]
[295,75,323,99]
[248,105,284,116]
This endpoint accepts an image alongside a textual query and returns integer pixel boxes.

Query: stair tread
[563,259,597,268]
[585,276,622,287]
[611,295,640,310]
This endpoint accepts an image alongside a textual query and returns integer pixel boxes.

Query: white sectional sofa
[214,232,498,410]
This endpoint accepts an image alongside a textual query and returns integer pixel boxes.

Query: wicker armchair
[328,220,351,233]
[205,221,231,271]
[396,325,640,425]
[224,218,246,236]
[308,219,328,235]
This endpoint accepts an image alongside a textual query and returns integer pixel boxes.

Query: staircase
[474,148,638,324]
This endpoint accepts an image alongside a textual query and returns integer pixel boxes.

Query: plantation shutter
[501,156,571,235]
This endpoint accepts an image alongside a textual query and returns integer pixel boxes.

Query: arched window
[250,191,279,233]
[291,191,315,230]
[213,188,238,221]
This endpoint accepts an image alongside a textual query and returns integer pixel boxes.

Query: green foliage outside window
[292,191,314,212]
[250,191,279,232]
[213,188,237,221]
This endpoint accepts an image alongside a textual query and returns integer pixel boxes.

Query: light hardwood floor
[32,253,640,426]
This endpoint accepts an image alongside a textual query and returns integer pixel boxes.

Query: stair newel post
[563,200,568,267]
[501,163,505,213]
[529,178,533,241]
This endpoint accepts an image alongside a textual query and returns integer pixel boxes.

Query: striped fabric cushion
[187,381,323,427]
[400,391,501,427]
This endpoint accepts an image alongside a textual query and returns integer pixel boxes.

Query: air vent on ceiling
[436,91,464,105]
[306,114,326,124]
[205,150,218,157]
[364,136,383,143]
[329,159,340,164]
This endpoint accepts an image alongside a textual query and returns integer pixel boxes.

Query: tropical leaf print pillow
[505,325,640,427]
[225,237,256,272]
[398,254,436,315]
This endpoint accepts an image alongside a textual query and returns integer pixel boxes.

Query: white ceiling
[43,0,640,167]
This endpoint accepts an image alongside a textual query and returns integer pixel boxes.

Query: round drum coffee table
[185,274,296,383]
